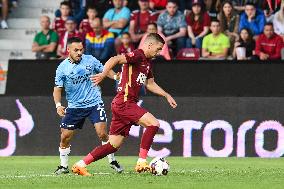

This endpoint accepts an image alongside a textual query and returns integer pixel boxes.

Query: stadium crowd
[31,0,284,61]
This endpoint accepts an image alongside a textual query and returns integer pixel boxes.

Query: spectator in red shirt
[53,1,71,36]
[57,16,83,58]
[118,32,135,54]
[255,22,284,60]
[79,6,98,36]
[129,0,157,43]
[186,0,210,49]
[150,0,167,10]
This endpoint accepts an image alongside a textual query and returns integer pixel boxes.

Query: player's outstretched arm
[92,55,127,85]
[145,78,177,109]
[53,87,66,117]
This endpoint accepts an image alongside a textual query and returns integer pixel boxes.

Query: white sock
[59,146,70,168]
[76,160,87,168]
[102,141,116,163]
[137,158,147,163]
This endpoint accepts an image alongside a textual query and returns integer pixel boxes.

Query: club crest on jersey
[86,65,92,71]
[128,52,135,57]
[136,72,147,85]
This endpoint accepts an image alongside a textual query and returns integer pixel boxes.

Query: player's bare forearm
[93,55,127,85]
[146,79,168,97]
[53,87,62,104]
[106,69,117,80]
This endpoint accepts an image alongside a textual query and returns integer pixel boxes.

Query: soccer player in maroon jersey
[72,33,177,176]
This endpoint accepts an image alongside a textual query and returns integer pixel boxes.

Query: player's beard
[70,54,82,63]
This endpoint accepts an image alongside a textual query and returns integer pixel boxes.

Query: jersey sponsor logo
[117,87,123,92]
[136,72,147,85]
[85,65,92,71]
[71,73,91,85]
[127,52,134,57]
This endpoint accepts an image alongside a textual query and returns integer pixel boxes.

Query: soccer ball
[150,157,170,176]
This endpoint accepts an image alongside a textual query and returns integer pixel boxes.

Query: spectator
[79,6,98,36]
[55,0,87,24]
[233,28,255,60]
[255,22,284,60]
[139,23,171,60]
[204,0,219,19]
[157,0,187,55]
[186,0,210,49]
[129,0,156,43]
[232,0,263,12]
[32,16,59,59]
[85,18,115,62]
[118,32,135,54]
[70,0,86,24]
[103,0,131,37]
[53,1,71,36]
[149,0,168,10]
[239,2,266,36]
[202,20,230,59]
[273,1,284,40]
[262,0,281,22]
[0,0,8,29]
[217,0,239,52]
[57,17,83,58]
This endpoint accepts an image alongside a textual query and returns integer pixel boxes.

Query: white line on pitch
[0,172,115,179]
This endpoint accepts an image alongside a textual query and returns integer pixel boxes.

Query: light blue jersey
[55,54,104,108]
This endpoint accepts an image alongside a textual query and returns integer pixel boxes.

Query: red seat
[176,48,200,60]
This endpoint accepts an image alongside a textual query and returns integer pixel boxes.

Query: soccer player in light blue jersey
[53,37,123,175]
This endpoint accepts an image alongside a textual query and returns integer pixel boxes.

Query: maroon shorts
[109,101,147,137]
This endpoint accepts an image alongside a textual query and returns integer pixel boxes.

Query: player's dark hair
[211,19,220,24]
[60,1,71,8]
[148,22,157,29]
[87,5,97,11]
[265,22,274,28]
[121,32,131,37]
[146,33,165,45]
[67,37,83,45]
[245,2,256,7]
[167,0,178,6]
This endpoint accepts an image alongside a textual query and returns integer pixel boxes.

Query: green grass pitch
[1,156,284,189]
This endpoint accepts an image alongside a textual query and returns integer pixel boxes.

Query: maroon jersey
[53,17,66,36]
[79,19,93,35]
[114,49,153,104]
[131,10,157,34]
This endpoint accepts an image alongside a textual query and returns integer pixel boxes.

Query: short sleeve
[157,14,164,27]
[103,9,114,20]
[179,14,187,28]
[203,13,211,27]
[33,33,39,43]
[125,50,143,64]
[50,31,59,43]
[222,36,230,48]
[92,56,104,73]
[202,35,208,49]
[55,66,64,87]
[121,7,131,21]
[130,11,137,21]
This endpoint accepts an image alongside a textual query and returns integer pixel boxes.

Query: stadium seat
[176,48,200,60]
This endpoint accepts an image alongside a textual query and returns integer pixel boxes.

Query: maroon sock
[89,143,118,162]
[139,126,159,159]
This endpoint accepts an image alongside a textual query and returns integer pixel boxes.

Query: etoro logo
[0,99,34,156]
